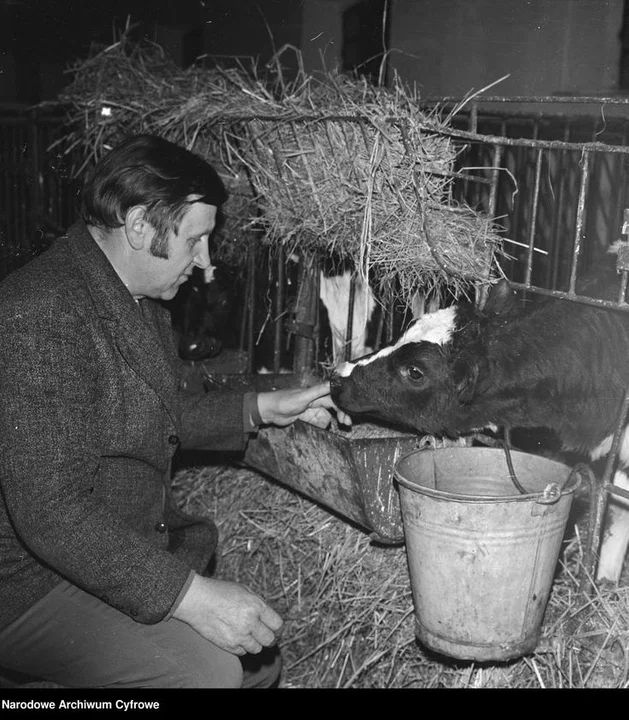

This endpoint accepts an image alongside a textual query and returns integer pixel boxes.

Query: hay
[173,460,629,689]
[56,36,502,301]
[57,37,257,268]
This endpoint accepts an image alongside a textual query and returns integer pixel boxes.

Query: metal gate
[438,96,629,308]
[0,104,79,280]
[430,95,629,581]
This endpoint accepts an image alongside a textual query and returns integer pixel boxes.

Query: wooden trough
[245,420,423,544]
[182,363,427,543]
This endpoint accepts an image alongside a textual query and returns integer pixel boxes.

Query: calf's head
[330,281,516,435]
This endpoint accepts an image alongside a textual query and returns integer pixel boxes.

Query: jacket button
[155,522,167,533]
[168,435,180,446]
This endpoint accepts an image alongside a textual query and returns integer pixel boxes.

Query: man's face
[141,198,217,301]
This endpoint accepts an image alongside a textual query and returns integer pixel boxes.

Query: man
[0,135,351,688]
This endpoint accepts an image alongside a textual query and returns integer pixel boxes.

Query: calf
[330,279,629,582]
[170,262,239,361]
[319,269,377,364]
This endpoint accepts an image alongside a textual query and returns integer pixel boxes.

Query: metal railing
[0,104,79,280]
[428,96,629,584]
[429,96,629,311]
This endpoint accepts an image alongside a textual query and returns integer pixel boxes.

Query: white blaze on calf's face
[335,306,457,377]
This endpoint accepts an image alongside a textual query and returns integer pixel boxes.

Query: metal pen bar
[568,150,591,295]
[344,277,357,363]
[549,123,572,290]
[507,281,629,311]
[586,386,629,579]
[476,143,503,310]
[424,94,629,105]
[439,125,629,155]
[486,143,503,217]
[525,147,543,287]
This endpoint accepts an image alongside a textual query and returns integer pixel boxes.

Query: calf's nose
[330,362,354,388]
[335,361,354,378]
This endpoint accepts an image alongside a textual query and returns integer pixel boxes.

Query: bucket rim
[393,446,582,503]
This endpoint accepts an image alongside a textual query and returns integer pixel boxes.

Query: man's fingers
[242,637,264,655]
[300,382,331,404]
[299,407,332,428]
[235,605,282,655]
[252,625,277,648]
[259,604,283,632]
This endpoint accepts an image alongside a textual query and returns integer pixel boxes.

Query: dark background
[0,0,305,103]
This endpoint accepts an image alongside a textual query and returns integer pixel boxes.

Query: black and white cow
[330,279,629,583]
[319,269,377,364]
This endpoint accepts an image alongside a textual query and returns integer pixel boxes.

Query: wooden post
[27,108,40,254]
[243,235,257,373]
[292,251,319,381]
[273,246,285,374]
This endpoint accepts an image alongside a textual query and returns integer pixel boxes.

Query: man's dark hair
[81,135,227,256]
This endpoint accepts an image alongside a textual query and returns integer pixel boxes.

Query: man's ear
[124,206,153,250]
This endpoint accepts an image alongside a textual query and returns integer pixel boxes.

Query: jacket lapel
[65,222,180,424]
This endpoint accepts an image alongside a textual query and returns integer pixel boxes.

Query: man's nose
[193,243,211,270]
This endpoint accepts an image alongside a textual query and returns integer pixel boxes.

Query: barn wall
[200,0,303,71]
[301,0,624,99]
[1,1,623,103]
[301,0,356,72]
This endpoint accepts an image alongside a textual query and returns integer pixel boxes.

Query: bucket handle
[468,431,551,496]
[501,437,581,503]
[535,482,563,505]
[500,438,528,495]
[470,430,581,501]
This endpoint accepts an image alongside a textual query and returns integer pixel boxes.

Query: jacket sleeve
[156,297,255,452]
[177,387,251,451]
[0,308,194,624]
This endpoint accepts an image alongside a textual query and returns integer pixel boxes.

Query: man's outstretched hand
[256,382,353,429]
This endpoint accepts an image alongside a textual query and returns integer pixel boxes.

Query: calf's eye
[403,365,424,383]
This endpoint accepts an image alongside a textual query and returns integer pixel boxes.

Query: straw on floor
[172,458,629,689]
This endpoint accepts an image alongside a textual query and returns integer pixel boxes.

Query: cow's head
[329,280,517,435]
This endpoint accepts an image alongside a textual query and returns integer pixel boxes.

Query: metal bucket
[394,447,580,662]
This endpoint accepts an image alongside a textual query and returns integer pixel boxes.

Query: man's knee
[160,641,244,689]
[0,583,246,689]
[165,642,282,689]
[148,647,243,689]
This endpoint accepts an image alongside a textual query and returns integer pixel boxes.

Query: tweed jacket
[0,221,249,631]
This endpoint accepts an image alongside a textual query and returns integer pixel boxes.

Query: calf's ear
[482,278,516,316]
[452,356,480,403]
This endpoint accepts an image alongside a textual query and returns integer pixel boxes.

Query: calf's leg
[596,470,629,583]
